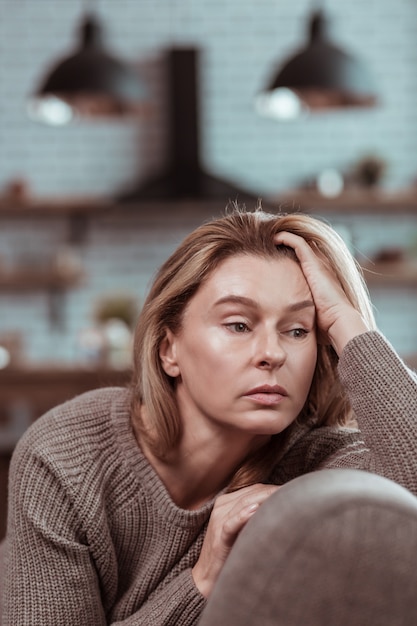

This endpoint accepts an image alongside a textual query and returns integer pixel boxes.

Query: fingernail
[246,503,259,515]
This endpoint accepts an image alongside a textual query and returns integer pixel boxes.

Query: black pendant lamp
[28,10,146,125]
[256,9,377,120]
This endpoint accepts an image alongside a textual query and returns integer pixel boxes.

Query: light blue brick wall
[0,0,416,195]
[0,0,416,362]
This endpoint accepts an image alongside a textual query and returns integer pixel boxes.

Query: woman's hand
[192,483,278,598]
[274,231,370,355]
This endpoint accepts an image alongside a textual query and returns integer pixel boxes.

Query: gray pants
[199,469,417,626]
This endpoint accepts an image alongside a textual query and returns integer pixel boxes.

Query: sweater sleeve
[3,420,206,626]
[322,331,417,494]
[112,570,206,626]
[3,435,108,625]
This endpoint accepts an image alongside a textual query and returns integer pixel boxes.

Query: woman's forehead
[187,253,312,312]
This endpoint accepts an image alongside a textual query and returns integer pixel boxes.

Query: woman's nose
[255,332,286,369]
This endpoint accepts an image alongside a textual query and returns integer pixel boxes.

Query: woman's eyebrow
[213,295,258,309]
[213,296,315,312]
[284,300,315,313]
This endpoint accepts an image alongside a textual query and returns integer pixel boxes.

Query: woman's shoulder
[9,387,141,520]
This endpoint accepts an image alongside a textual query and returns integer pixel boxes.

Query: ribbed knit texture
[2,331,417,625]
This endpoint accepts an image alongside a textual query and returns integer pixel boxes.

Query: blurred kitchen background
[1,0,417,536]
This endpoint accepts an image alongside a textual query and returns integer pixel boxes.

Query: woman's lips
[244,385,288,406]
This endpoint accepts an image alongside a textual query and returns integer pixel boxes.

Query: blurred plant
[94,293,139,330]
[352,154,387,188]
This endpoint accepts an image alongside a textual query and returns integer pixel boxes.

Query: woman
[3,209,417,625]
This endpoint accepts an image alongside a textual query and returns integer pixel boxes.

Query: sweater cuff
[165,568,207,625]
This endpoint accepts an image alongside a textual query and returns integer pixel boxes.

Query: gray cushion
[199,469,417,626]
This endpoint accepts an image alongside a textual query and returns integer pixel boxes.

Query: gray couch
[199,469,417,626]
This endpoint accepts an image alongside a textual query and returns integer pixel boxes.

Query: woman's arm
[4,440,108,625]
[273,232,417,494]
[326,330,417,494]
[3,431,205,626]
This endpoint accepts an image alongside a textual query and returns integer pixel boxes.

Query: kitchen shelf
[361,260,417,287]
[274,190,417,215]
[0,268,84,328]
[1,190,416,217]
[0,196,112,217]
[0,268,83,290]
[0,196,114,243]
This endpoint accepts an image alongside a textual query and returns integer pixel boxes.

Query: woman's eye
[287,328,308,339]
[226,322,250,333]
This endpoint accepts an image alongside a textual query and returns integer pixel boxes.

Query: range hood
[117,47,262,205]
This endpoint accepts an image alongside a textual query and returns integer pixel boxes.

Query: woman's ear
[159,329,180,377]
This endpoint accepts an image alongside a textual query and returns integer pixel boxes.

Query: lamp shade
[256,10,377,120]
[28,14,147,125]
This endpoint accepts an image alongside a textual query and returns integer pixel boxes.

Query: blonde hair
[131,208,376,488]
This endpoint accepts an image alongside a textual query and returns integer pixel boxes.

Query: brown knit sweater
[2,331,417,625]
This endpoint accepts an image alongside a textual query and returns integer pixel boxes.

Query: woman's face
[159,253,318,444]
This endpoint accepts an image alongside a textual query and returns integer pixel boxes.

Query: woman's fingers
[274,231,370,354]
[219,484,278,546]
[274,231,341,304]
[192,484,278,597]
[274,230,345,325]
[274,231,318,265]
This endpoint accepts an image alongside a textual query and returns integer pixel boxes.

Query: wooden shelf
[274,190,417,215]
[361,260,417,287]
[0,268,84,328]
[0,196,112,217]
[0,196,233,218]
[0,190,416,217]
[0,268,83,290]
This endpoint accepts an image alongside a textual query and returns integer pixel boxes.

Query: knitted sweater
[3,331,417,625]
